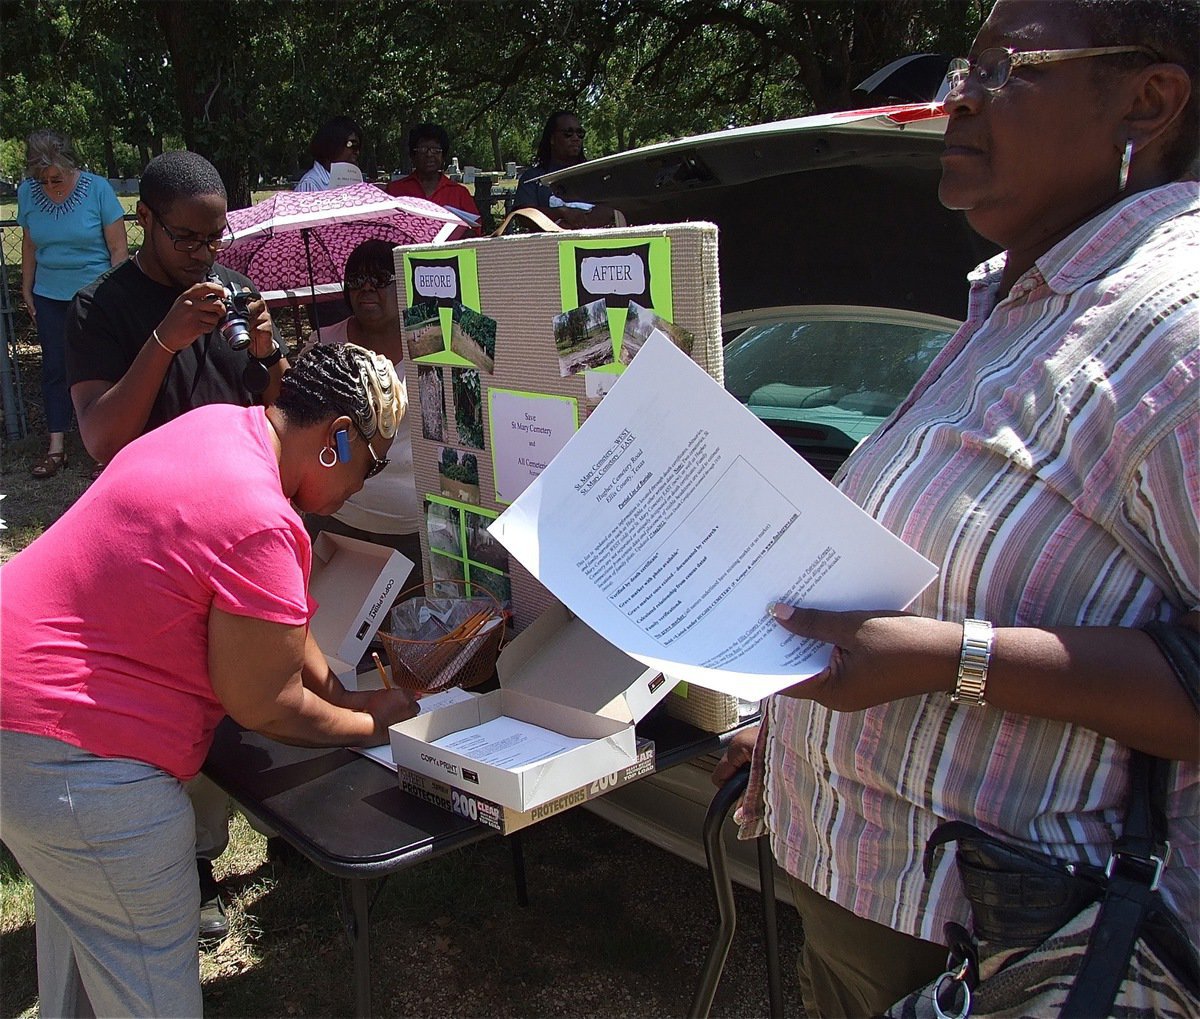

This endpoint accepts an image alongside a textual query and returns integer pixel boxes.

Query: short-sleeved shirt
[0,403,312,780]
[740,181,1200,943]
[295,161,330,192]
[386,172,480,222]
[17,172,125,300]
[66,259,273,432]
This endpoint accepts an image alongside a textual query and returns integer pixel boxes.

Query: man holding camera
[67,151,285,467]
[66,151,287,947]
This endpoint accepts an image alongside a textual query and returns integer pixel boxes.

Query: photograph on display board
[452,368,485,449]
[621,300,696,366]
[466,512,509,574]
[417,365,447,441]
[426,500,461,556]
[449,303,497,374]
[437,447,481,505]
[553,298,613,377]
[430,551,467,594]
[469,566,512,614]
[404,301,444,359]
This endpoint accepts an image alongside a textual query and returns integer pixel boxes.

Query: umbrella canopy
[217,183,465,301]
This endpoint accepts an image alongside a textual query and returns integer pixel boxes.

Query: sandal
[30,450,67,479]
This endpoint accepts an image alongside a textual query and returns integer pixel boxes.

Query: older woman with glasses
[1,343,417,1017]
[715,1,1199,1015]
[386,123,480,230]
[513,110,621,228]
[17,129,127,477]
[305,240,424,597]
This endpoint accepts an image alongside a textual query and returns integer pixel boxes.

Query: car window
[723,313,957,474]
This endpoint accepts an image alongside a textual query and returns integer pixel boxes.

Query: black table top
[203,708,743,881]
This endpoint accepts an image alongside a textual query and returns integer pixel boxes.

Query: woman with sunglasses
[715,2,1198,1015]
[1,343,417,1017]
[17,129,127,478]
[513,110,620,228]
[386,123,480,232]
[295,115,363,192]
[305,240,424,597]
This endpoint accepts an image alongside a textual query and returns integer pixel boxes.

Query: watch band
[952,618,993,707]
[251,339,283,367]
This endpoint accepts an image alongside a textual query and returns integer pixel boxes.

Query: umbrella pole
[302,227,321,342]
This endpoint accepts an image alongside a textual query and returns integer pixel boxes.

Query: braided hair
[275,343,404,440]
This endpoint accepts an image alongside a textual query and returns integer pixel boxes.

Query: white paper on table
[430,716,592,769]
[353,687,479,770]
[488,331,938,702]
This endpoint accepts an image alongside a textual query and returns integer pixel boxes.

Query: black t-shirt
[66,259,274,433]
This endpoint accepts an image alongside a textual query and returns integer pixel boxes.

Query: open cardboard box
[309,532,413,690]
[388,603,676,812]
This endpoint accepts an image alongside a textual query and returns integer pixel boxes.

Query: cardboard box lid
[308,532,413,665]
[496,603,672,724]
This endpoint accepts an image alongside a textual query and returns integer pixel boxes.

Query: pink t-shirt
[1,404,312,780]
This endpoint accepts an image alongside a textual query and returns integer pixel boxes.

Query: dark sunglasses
[345,272,395,292]
[344,139,362,151]
[558,127,586,138]
[355,425,389,480]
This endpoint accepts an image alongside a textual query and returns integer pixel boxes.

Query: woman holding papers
[0,344,417,1017]
[715,2,1199,1015]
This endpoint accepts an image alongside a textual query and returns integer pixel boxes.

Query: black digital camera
[206,273,258,351]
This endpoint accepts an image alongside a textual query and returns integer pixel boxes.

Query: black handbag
[886,622,1200,1019]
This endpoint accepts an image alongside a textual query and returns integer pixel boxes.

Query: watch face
[243,357,271,396]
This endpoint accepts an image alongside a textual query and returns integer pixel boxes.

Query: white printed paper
[430,716,591,769]
[488,331,937,701]
[488,389,578,503]
[354,687,478,769]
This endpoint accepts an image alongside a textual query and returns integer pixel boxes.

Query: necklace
[133,250,146,275]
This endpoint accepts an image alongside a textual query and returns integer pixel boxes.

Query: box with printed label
[388,604,675,811]
[308,532,414,691]
[397,738,655,834]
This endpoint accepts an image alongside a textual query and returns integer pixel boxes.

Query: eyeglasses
[344,139,362,151]
[345,272,395,292]
[558,127,586,138]
[945,45,1157,94]
[413,145,443,155]
[148,207,234,253]
[355,425,390,480]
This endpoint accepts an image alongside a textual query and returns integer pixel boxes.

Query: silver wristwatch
[951,618,993,707]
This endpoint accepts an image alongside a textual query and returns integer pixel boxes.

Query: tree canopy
[1,0,991,208]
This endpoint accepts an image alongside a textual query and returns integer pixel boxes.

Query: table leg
[341,878,373,1018]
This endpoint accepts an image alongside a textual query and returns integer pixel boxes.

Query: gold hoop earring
[319,446,338,468]
[1118,138,1134,193]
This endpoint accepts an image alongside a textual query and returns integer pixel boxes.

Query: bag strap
[1060,751,1172,1017]
[491,206,564,237]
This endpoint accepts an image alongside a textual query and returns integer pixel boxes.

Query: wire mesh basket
[376,581,505,694]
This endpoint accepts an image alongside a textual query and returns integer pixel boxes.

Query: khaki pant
[787,875,948,1018]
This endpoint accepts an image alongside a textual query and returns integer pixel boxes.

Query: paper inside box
[389,687,638,811]
[309,532,413,667]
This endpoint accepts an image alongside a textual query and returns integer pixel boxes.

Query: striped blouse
[739,181,1199,944]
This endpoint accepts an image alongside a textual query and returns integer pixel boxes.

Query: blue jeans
[32,293,74,434]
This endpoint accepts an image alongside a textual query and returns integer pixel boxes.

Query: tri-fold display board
[394,223,722,635]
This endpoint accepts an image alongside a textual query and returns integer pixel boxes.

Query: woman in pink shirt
[1,343,414,1017]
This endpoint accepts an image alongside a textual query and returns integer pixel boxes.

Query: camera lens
[220,311,252,350]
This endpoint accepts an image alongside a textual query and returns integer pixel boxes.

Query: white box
[308,532,413,690]
[397,738,655,835]
[388,604,675,811]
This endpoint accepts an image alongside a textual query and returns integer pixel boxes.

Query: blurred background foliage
[0,0,992,208]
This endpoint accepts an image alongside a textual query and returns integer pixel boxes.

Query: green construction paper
[558,237,673,360]
[404,249,481,357]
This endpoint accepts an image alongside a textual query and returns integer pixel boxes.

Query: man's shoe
[197,858,229,945]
